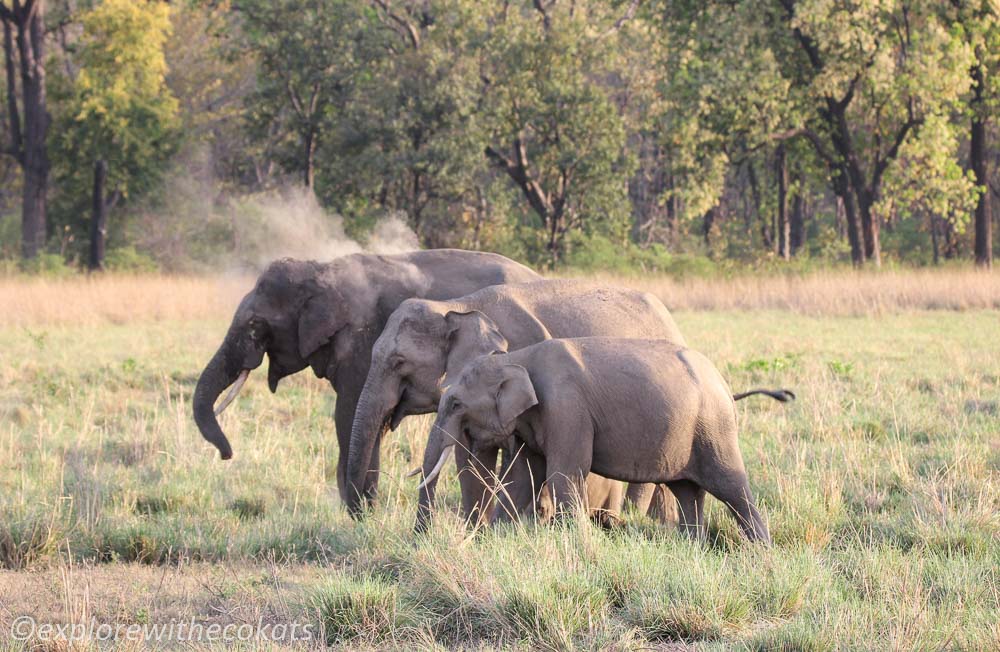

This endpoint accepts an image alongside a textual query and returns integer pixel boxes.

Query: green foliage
[0,211,20,261]
[478,1,636,262]
[17,253,74,277]
[2,0,995,270]
[47,0,180,259]
[234,0,365,186]
[562,231,719,277]
[103,246,158,272]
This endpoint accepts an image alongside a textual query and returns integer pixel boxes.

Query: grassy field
[0,273,998,650]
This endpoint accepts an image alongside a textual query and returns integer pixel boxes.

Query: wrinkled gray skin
[192,250,538,504]
[346,280,687,521]
[425,338,772,543]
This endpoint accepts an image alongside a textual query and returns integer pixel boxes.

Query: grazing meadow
[0,271,997,650]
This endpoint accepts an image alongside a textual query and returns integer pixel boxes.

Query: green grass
[0,311,997,649]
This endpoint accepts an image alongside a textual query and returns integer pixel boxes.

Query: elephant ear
[495,364,538,432]
[443,310,509,380]
[297,296,347,361]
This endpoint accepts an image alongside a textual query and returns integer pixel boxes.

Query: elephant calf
[420,337,772,543]
[344,279,689,524]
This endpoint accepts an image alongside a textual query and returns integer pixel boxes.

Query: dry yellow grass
[0,267,998,327]
[0,275,252,328]
[595,267,1000,316]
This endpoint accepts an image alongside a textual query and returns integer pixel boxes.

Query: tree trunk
[88,160,108,271]
[471,187,486,250]
[664,170,676,246]
[702,207,715,247]
[776,144,790,260]
[856,187,881,267]
[747,161,771,250]
[970,62,992,268]
[942,217,958,259]
[3,1,50,259]
[790,172,805,255]
[835,194,846,240]
[303,128,315,188]
[929,212,940,265]
[546,210,564,267]
[833,171,865,266]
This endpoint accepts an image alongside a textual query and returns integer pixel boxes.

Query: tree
[163,0,262,188]
[649,0,799,256]
[234,0,364,189]
[1,0,49,259]
[775,0,974,266]
[947,0,999,268]
[49,0,178,270]
[479,1,637,266]
[316,0,488,243]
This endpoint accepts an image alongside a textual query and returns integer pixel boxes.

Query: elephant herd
[194,249,791,543]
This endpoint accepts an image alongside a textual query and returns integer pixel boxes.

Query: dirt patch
[0,561,330,648]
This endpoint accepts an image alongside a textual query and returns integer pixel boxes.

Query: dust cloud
[130,151,422,273]
[234,188,420,264]
[233,188,362,266]
[232,188,421,269]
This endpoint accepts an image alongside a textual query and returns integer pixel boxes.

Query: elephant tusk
[417,445,454,490]
[214,369,250,416]
[406,467,422,478]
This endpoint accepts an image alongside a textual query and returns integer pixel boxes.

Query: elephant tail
[733,388,796,403]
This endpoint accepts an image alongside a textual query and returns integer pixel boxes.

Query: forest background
[2,0,999,274]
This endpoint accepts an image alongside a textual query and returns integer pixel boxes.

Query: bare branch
[23,0,39,23]
[371,0,420,50]
[600,0,641,38]
[765,127,836,167]
[285,78,306,119]
[532,0,552,30]
[872,106,922,187]
[486,140,553,220]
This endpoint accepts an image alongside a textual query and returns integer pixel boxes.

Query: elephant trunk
[414,414,459,532]
[192,345,242,460]
[344,369,398,517]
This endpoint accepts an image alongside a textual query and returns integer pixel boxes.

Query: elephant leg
[492,443,545,525]
[543,468,587,519]
[647,484,681,524]
[455,441,499,528]
[541,416,592,520]
[335,383,384,504]
[701,474,771,544]
[626,483,680,524]
[587,477,625,529]
[666,480,706,541]
[624,483,655,514]
[333,391,357,502]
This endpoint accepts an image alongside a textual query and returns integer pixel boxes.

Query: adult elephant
[192,250,539,503]
[345,280,690,524]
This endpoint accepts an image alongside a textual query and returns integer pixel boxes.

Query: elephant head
[193,259,356,459]
[345,299,508,515]
[415,356,538,530]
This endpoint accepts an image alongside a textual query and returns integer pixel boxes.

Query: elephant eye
[248,318,270,343]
